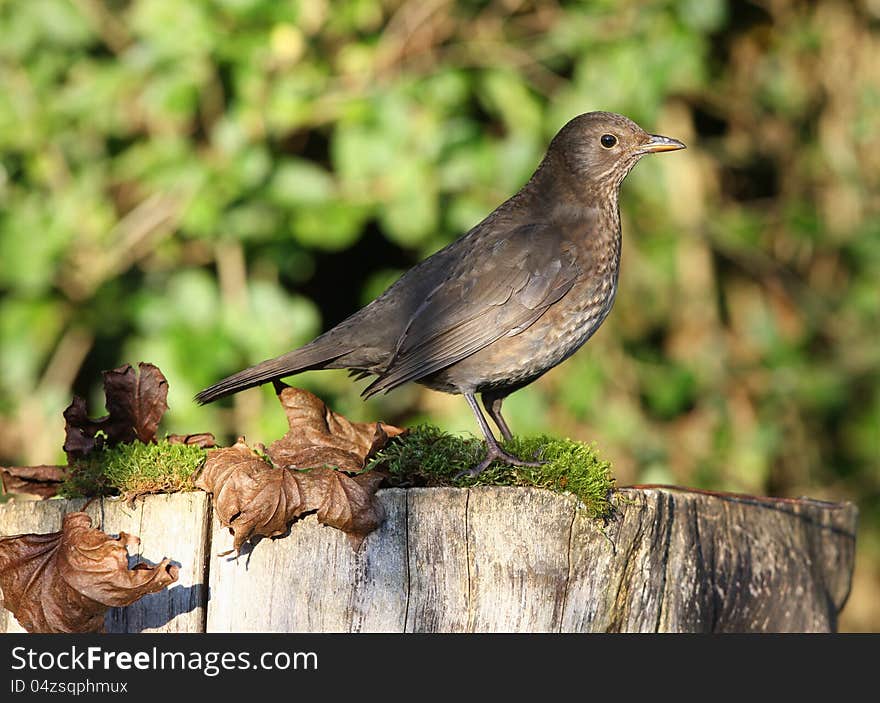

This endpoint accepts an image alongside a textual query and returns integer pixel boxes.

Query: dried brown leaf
[0,465,66,499]
[167,432,217,448]
[267,384,405,471]
[0,512,178,633]
[309,469,386,550]
[195,440,304,551]
[62,396,103,458]
[197,388,401,551]
[63,363,169,461]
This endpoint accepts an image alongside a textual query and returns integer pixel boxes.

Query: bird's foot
[454,445,545,480]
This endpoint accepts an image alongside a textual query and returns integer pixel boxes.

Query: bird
[196,111,685,476]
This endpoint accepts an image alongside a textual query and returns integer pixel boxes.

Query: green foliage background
[0,0,877,629]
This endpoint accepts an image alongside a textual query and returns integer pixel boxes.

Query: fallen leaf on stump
[5,362,216,505]
[195,440,303,551]
[63,362,169,460]
[0,512,178,633]
[197,440,388,552]
[308,468,386,547]
[0,465,66,499]
[196,386,404,551]
[267,383,405,471]
[167,432,217,448]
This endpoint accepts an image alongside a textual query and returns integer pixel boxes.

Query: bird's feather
[362,223,578,397]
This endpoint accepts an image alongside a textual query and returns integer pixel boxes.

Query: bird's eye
[600,134,617,149]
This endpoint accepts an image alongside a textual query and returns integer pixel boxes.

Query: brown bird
[197,112,685,476]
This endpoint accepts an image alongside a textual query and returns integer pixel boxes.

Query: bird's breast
[528,272,619,364]
[420,270,619,395]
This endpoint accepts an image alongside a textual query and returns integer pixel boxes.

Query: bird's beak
[641,134,687,153]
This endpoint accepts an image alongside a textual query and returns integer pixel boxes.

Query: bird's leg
[482,392,513,442]
[455,393,544,479]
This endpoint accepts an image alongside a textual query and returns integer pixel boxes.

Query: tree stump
[0,486,857,633]
[0,493,210,634]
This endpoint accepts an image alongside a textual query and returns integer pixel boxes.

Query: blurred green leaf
[1,0,878,630]
[269,159,335,205]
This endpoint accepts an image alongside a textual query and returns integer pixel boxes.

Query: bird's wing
[362,223,578,397]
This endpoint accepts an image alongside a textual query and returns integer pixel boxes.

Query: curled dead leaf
[63,363,169,461]
[1,465,66,499]
[0,512,178,633]
[197,442,386,552]
[167,432,217,449]
[308,468,386,551]
[267,383,405,471]
[195,440,303,551]
[197,387,402,551]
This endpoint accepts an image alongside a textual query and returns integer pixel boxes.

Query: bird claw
[453,447,546,480]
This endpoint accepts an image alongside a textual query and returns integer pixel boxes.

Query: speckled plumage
[197,112,685,474]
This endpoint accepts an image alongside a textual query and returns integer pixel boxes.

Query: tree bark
[0,493,209,633]
[0,486,857,633]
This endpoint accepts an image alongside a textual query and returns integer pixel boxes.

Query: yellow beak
[641,134,687,153]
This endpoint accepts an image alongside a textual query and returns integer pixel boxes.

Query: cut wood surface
[0,498,90,635]
[206,488,409,633]
[101,492,210,633]
[0,493,209,633]
[0,486,858,633]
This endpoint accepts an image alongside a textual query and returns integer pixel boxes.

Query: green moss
[60,440,207,499]
[369,426,615,518]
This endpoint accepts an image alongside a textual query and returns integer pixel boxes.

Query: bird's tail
[194,342,348,405]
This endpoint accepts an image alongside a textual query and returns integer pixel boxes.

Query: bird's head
[546,111,686,198]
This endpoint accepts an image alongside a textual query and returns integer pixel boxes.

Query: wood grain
[101,492,210,633]
[404,487,469,632]
[0,486,858,633]
[205,488,408,632]
[0,493,208,633]
[465,487,575,632]
[0,498,93,634]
